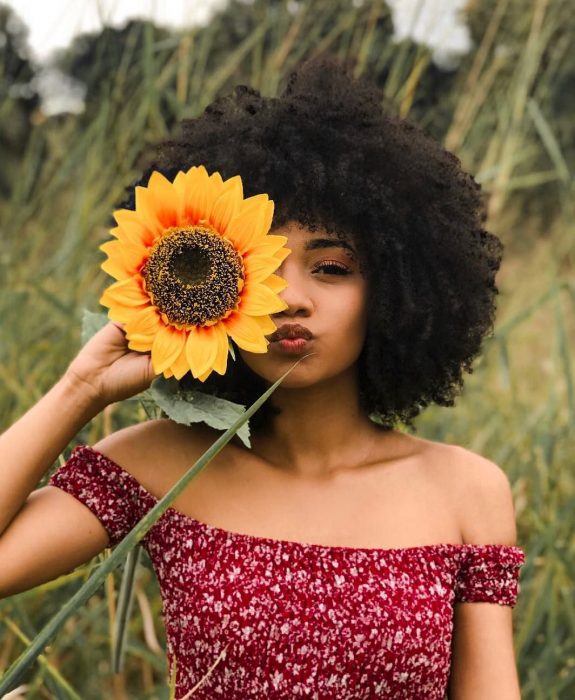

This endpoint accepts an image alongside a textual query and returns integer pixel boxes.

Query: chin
[240,347,307,371]
[238,343,363,388]
[242,358,344,392]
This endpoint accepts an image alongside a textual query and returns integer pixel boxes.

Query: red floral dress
[50,446,525,699]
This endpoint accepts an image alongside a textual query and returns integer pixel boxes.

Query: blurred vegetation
[0,0,573,697]
[0,4,41,198]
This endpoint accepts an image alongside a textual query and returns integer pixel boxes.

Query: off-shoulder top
[49,445,526,699]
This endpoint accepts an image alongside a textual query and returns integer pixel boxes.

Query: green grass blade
[111,545,141,673]
[526,98,571,184]
[554,294,575,427]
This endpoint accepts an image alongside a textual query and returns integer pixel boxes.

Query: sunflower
[99,166,290,381]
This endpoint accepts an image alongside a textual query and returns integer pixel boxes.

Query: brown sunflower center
[142,226,244,326]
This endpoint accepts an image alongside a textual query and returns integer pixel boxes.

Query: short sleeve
[454,544,526,607]
[49,445,155,546]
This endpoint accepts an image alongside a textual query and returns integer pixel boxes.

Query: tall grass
[0,0,573,697]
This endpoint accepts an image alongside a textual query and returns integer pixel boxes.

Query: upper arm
[0,485,109,598]
[448,603,520,699]
[0,420,165,599]
[448,448,522,699]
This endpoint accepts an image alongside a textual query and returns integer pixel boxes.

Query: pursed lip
[268,323,313,343]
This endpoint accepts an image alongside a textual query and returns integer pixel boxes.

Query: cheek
[334,287,368,344]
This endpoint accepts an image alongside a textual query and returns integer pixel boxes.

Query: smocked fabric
[49,445,525,699]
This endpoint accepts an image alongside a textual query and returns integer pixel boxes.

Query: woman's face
[238,220,369,388]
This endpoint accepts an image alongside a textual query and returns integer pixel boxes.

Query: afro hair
[124,53,504,433]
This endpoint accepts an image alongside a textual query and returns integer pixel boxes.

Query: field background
[0,0,574,697]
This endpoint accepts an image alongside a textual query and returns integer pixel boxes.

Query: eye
[312,260,352,276]
[313,261,352,275]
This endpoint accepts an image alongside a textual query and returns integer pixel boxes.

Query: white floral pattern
[50,446,526,699]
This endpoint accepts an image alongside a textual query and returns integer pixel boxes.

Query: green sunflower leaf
[147,376,251,448]
[81,308,109,344]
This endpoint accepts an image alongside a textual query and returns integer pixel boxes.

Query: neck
[251,367,389,478]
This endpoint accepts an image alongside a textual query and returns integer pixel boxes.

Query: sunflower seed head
[142,226,244,327]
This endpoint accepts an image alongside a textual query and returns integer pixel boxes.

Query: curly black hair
[126,54,504,434]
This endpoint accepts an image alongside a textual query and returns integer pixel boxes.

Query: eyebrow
[304,238,357,255]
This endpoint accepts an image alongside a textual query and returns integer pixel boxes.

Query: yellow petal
[171,171,188,218]
[244,254,285,283]
[209,178,243,235]
[101,257,131,282]
[103,304,147,325]
[100,239,147,281]
[181,167,214,226]
[252,314,278,335]
[224,312,268,353]
[135,173,180,236]
[224,174,243,198]
[225,195,272,254]
[248,235,290,258]
[240,283,288,316]
[209,170,224,188]
[185,325,219,378]
[100,276,149,308]
[124,306,162,336]
[169,344,191,380]
[147,171,182,227]
[211,321,230,375]
[127,333,154,353]
[187,165,209,179]
[113,210,157,247]
[151,325,187,375]
[271,247,292,265]
[261,273,288,294]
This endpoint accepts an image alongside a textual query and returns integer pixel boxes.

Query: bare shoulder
[92,419,224,493]
[432,441,519,546]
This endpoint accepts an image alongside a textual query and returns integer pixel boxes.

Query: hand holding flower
[65,321,156,408]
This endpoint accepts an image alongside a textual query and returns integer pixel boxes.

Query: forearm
[0,374,103,535]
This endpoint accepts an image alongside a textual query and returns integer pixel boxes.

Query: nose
[274,261,313,318]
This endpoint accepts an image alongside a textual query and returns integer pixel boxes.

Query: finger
[129,350,155,377]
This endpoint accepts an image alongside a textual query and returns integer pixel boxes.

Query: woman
[0,56,525,698]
